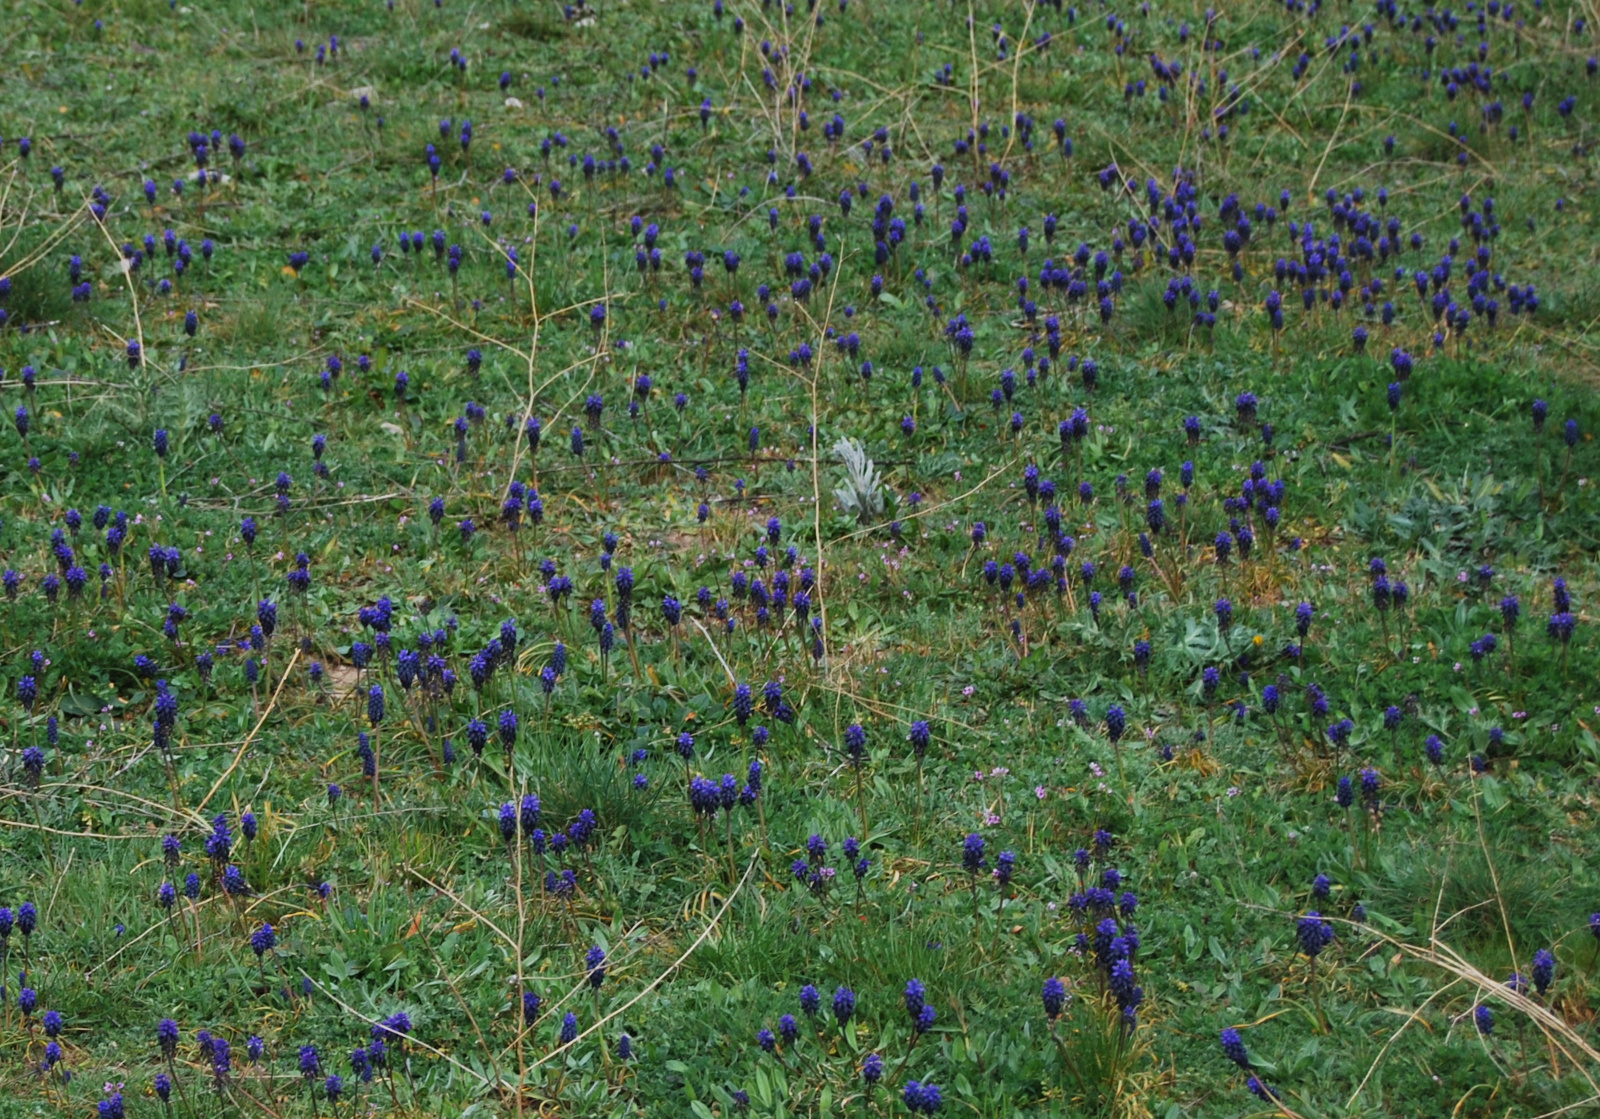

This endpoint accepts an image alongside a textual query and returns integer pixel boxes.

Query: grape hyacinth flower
[832,986,855,1026]
[1298,910,1335,1027]
[903,1081,943,1114]
[1532,948,1555,995]
[904,978,926,1019]
[1220,1027,1251,1069]
[1042,976,1067,1020]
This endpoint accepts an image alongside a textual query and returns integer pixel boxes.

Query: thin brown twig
[196,649,301,814]
[524,853,759,1074]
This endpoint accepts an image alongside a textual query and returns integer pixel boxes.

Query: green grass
[0,1,1597,1117]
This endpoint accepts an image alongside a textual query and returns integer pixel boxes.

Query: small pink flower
[961,685,975,697]
[1034,785,1047,800]
[983,813,1000,826]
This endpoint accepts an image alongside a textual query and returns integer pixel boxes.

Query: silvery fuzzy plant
[832,436,885,524]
